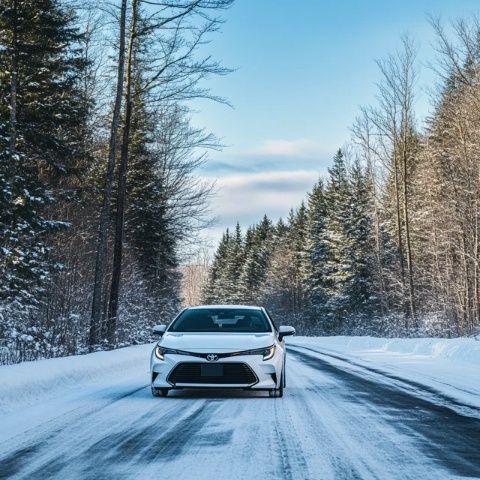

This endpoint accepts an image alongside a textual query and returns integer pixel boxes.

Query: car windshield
[169,308,272,333]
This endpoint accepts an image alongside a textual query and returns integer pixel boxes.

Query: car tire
[278,373,284,397]
[151,386,170,397]
[268,371,284,398]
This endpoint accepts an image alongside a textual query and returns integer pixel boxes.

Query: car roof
[187,304,263,311]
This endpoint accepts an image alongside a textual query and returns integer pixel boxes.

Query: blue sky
[191,0,479,245]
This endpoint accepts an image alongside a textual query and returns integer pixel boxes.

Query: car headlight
[155,346,182,360]
[240,345,276,360]
[262,345,276,361]
[154,345,165,360]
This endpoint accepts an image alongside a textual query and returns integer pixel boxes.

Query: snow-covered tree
[345,159,377,326]
[223,223,245,303]
[323,149,354,330]
[304,179,329,324]
[240,215,274,304]
[0,0,88,307]
[203,230,231,304]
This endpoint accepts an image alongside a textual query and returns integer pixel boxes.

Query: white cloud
[201,169,324,244]
[215,169,317,191]
[246,138,330,158]
[200,138,335,176]
[197,138,334,246]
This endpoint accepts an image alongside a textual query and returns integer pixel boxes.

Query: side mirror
[153,324,167,336]
[278,325,295,341]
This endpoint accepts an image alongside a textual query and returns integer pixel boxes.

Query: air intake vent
[168,362,257,385]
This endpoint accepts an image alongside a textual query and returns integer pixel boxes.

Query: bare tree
[89,0,128,347]
[351,110,388,317]
[105,0,232,339]
[181,248,211,306]
[105,0,139,342]
[421,16,480,334]
[367,36,419,328]
[397,36,418,325]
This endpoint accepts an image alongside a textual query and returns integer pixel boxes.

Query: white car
[150,305,295,397]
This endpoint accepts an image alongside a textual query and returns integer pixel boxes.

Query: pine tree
[261,209,310,329]
[236,225,255,301]
[240,215,274,304]
[346,159,376,326]
[305,179,330,325]
[287,204,309,316]
[124,81,180,318]
[322,151,376,332]
[222,223,245,303]
[0,0,88,308]
[203,230,231,304]
[323,149,353,330]
[261,217,293,319]
[275,217,289,238]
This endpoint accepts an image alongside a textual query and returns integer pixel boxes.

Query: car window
[265,309,278,331]
[169,308,272,333]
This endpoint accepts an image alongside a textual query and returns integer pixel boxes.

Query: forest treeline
[204,25,480,338]
[0,0,232,364]
[2,3,480,365]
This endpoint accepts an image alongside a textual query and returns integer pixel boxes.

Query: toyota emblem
[206,353,218,362]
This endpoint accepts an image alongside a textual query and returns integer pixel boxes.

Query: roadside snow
[0,335,478,441]
[290,335,480,363]
[288,336,480,409]
[0,343,153,414]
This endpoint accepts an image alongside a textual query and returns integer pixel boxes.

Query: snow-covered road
[1,341,479,480]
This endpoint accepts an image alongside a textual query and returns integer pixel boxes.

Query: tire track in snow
[285,353,381,480]
[289,346,480,479]
[72,399,221,479]
[272,396,311,480]
[0,385,188,479]
[0,383,150,479]
[289,344,480,415]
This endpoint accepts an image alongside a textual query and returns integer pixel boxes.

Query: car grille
[168,362,257,385]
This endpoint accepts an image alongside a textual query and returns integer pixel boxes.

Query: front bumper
[151,351,282,390]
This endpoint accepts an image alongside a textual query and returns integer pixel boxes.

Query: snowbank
[289,335,480,364]
[288,335,480,409]
[0,343,152,413]
[1,336,478,416]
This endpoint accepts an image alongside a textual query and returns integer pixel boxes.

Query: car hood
[159,332,275,352]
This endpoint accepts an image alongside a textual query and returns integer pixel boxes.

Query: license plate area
[201,363,223,377]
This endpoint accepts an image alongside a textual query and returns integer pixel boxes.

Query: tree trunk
[364,128,388,317]
[106,0,139,343]
[474,197,480,334]
[393,143,408,327]
[402,128,417,326]
[89,0,128,347]
[9,0,18,154]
